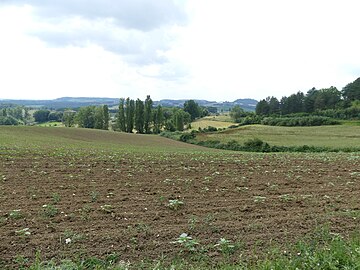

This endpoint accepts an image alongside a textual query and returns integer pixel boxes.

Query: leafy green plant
[9,209,24,219]
[214,238,235,255]
[13,255,29,269]
[100,204,114,213]
[15,228,31,238]
[168,199,184,210]
[172,233,199,252]
[188,215,198,231]
[90,191,99,202]
[253,196,266,203]
[42,204,58,218]
[51,192,61,204]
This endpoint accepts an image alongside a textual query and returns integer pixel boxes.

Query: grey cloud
[1,0,187,31]
[31,21,173,65]
[1,0,187,77]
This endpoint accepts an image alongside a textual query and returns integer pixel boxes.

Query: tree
[304,87,318,113]
[342,77,360,102]
[230,105,246,122]
[144,95,153,134]
[174,110,184,131]
[48,112,63,122]
[184,100,200,121]
[255,99,270,116]
[94,106,105,129]
[268,96,280,115]
[280,92,305,115]
[103,105,109,130]
[135,99,144,133]
[62,110,75,127]
[0,116,18,125]
[33,110,50,123]
[313,87,341,111]
[153,105,164,134]
[116,98,126,132]
[125,98,135,133]
[76,106,95,128]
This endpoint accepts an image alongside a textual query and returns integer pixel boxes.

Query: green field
[0,126,208,153]
[36,121,64,127]
[201,114,233,122]
[195,124,360,148]
[191,119,235,130]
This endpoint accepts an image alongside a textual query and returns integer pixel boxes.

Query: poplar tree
[144,95,153,134]
[153,105,164,134]
[135,98,145,133]
[125,98,135,133]
[103,105,109,130]
[116,98,126,132]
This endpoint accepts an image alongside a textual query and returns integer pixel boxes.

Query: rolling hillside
[0,126,209,153]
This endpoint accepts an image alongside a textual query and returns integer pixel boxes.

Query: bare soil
[1,148,359,268]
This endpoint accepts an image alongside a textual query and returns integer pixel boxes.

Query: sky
[0,0,359,101]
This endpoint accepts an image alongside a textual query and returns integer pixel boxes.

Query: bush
[179,133,196,142]
[261,116,340,126]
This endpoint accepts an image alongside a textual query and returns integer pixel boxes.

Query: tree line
[39,95,208,133]
[255,77,360,117]
[0,106,29,125]
[114,96,208,133]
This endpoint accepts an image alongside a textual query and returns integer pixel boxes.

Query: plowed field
[0,127,360,268]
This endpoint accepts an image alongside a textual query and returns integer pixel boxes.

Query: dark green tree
[184,100,201,121]
[144,95,153,134]
[135,99,145,133]
[153,105,164,134]
[76,106,95,128]
[304,87,318,113]
[48,112,63,122]
[280,92,305,114]
[175,110,184,131]
[268,96,280,115]
[103,105,109,130]
[342,77,360,102]
[33,110,50,123]
[125,98,135,133]
[116,98,126,132]
[255,99,270,115]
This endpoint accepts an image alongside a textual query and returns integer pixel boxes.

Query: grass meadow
[195,124,360,148]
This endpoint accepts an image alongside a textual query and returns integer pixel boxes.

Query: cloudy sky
[0,0,359,101]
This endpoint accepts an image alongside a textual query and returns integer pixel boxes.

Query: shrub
[261,116,340,126]
[179,133,196,142]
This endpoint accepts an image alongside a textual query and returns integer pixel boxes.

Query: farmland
[189,115,234,130]
[195,124,360,149]
[1,126,360,269]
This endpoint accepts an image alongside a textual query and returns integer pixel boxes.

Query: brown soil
[1,148,359,268]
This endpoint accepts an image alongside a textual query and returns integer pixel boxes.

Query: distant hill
[0,97,258,111]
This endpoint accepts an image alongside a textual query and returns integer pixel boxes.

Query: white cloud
[0,0,359,101]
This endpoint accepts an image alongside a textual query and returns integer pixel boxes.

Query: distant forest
[255,77,360,118]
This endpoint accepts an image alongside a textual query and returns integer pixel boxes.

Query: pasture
[0,126,360,269]
[195,124,360,148]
